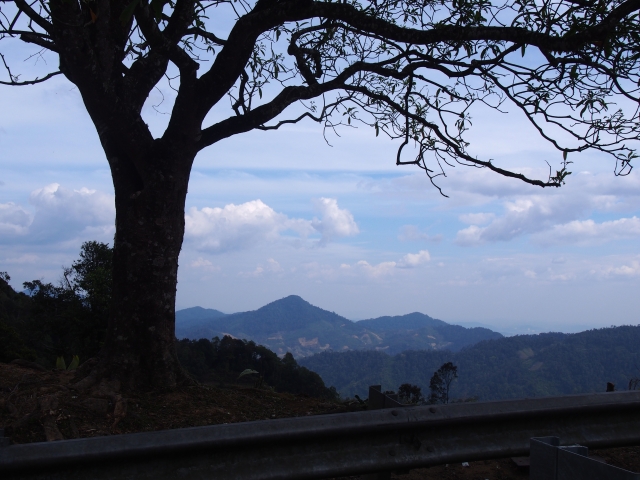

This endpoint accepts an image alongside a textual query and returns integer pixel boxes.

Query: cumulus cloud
[28,184,115,243]
[185,199,314,252]
[0,202,30,237]
[455,195,590,246]
[533,217,640,246]
[241,258,285,278]
[397,250,431,268]
[0,183,115,244]
[349,250,431,278]
[185,198,358,252]
[604,261,640,277]
[356,260,397,278]
[311,197,359,244]
[190,257,221,272]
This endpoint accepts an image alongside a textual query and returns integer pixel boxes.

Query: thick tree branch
[199,79,343,148]
[162,0,197,43]
[122,51,170,113]
[14,0,52,34]
[18,32,58,52]
[135,5,197,76]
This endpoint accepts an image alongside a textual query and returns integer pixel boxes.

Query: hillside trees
[175,336,338,399]
[7,241,113,365]
[398,383,423,404]
[1,0,639,390]
[428,361,458,404]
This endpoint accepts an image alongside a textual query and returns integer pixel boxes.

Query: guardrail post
[362,386,406,480]
[531,436,640,480]
[530,436,560,480]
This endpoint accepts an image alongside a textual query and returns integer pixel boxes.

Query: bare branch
[14,0,52,34]
[185,27,227,46]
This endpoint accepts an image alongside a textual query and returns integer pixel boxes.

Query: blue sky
[1,41,640,334]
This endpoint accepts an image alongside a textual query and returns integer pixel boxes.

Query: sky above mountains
[1,39,640,332]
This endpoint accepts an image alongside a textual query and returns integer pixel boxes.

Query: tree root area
[0,362,351,445]
[1,362,639,479]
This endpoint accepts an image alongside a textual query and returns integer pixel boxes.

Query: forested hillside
[176,296,502,357]
[0,244,336,400]
[300,326,640,401]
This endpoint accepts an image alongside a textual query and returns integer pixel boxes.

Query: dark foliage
[300,326,640,401]
[428,362,458,404]
[0,272,35,363]
[0,241,112,367]
[175,336,338,400]
[0,252,338,400]
[13,241,113,367]
[398,383,423,405]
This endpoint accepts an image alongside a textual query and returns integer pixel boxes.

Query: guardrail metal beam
[1,390,640,479]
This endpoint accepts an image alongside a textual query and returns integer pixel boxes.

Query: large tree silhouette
[1,0,638,391]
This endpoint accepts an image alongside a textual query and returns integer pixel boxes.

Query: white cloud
[266,258,284,272]
[455,195,590,246]
[397,250,431,268]
[185,199,314,252]
[0,202,30,237]
[349,249,431,278]
[533,217,640,246]
[0,184,115,245]
[241,258,285,278]
[185,198,358,252]
[191,257,214,268]
[602,260,640,278]
[190,257,221,272]
[311,197,359,244]
[356,260,397,278]
[455,225,485,246]
[28,184,115,243]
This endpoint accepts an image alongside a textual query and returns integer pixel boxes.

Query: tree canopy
[1,0,639,390]
[2,0,638,185]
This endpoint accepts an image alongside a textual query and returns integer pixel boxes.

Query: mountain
[298,325,640,401]
[177,306,227,323]
[357,312,502,352]
[358,312,448,330]
[175,306,227,340]
[175,296,502,358]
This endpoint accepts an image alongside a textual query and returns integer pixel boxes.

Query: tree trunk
[95,137,197,391]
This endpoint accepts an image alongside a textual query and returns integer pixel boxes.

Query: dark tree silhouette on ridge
[429,362,458,404]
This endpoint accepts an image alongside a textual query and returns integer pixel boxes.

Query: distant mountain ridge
[357,312,449,330]
[299,325,640,401]
[175,296,502,358]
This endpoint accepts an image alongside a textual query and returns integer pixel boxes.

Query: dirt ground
[1,361,639,479]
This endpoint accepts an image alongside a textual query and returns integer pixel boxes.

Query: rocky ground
[1,361,638,479]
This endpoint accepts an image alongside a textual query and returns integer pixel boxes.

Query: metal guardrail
[1,390,640,479]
